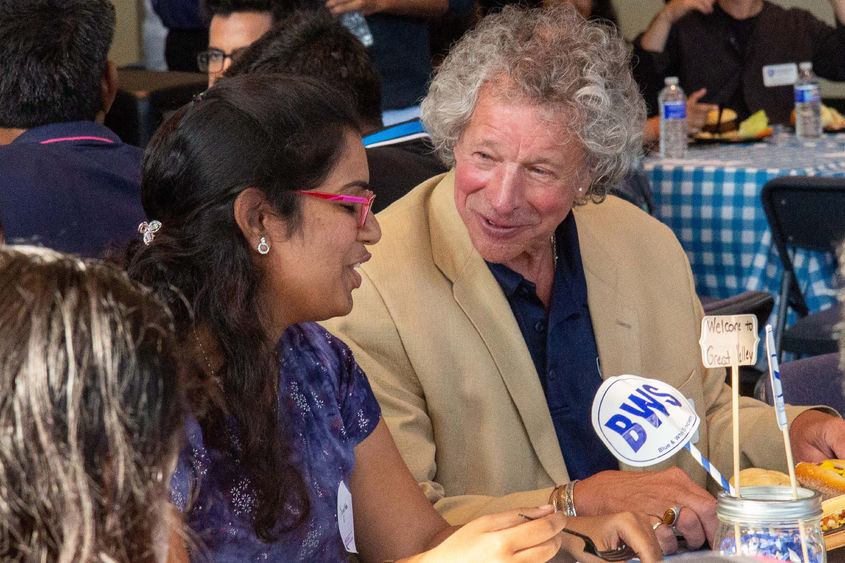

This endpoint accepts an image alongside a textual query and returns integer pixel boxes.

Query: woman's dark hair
[125,73,361,541]
[0,246,185,562]
[224,9,383,131]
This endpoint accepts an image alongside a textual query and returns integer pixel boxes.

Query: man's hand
[325,0,384,16]
[573,467,718,554]
[640,0,716,52]
[790,410,845,462]
[830,0,845,27]
[662,0,716,23]
[687,88,719,134]
[325,0,447,19]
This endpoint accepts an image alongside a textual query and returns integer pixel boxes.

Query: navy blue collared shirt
[0,121,144,257]
[487,212,618,480]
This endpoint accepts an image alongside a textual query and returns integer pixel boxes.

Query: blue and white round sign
[591,375,700,467]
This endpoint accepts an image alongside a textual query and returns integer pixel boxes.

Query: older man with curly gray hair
[324,4,845,557]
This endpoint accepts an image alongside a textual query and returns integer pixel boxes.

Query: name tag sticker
[763,63,798,87]
[337,480,357,553]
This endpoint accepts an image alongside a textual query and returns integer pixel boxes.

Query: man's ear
[234,188,271,249]
[96,60,118,122]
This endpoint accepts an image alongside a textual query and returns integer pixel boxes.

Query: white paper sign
[592,375,700,467]
[763,63,798,87]
[699,314,760,368]
[337,480,357,553]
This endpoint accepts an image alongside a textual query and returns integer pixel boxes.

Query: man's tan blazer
[323,172,809,525]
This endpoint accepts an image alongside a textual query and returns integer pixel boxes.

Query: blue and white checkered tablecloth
[644,134,845,324]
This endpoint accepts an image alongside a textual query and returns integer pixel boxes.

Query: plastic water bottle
[659,76,687,159]
[340,11,373,48]
[794,61,822,139]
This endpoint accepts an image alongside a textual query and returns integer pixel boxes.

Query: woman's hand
[404,505,566,563]
[561,512,663,563]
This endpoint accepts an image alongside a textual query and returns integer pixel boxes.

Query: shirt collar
[486,211,583,300]
[11,121,122,145]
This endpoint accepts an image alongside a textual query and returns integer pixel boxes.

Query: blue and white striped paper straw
[685,441,737,496]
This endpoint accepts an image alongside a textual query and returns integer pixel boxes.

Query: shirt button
[548,369,557,380]
[534,320,546,332]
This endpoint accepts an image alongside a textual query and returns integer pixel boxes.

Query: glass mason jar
[715,486,825,562]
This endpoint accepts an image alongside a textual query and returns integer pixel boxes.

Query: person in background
[324,0,473,124]
[0,246,187,562]
[322,4,845,555]
[634,0,845,125]
[0,0,145,257]
[480,0,616,20]
[127,72,661,562]
[223,9,446,211]
[151,0,208,72]
[202,0,296,86]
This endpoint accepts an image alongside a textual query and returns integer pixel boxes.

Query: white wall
[613,0,845,97]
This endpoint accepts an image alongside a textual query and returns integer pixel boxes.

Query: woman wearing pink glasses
[125,73,660,562]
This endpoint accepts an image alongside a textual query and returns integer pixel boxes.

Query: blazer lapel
[428,174,569,485]
[574,204,642,381]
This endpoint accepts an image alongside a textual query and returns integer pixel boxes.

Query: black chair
[105,68,207,148]
[761,176,845,361]
[701,290,775,395]
[610,166,656,216]
[700,290,774,330]
[755,352,844,415]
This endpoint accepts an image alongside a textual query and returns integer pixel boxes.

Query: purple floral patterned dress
[170,323,381,561]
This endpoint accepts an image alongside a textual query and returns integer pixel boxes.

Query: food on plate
[822,495,845,533]
[822,104,845,130]
[736,110,772,138]
[728,467,792,487]
[695,109,771,141]
[789,104,845,131]
[822,494,845,551]
[703,108,739,134]
[796,459,845,500]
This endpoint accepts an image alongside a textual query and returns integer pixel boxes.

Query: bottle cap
[799,61,813,72]
[665,76,679,86]
[717,486,821,523]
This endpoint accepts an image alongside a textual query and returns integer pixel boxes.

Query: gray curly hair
[421,4,646,201]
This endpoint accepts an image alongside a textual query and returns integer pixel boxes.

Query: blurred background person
[0,246,187,562]
[324,0,474,124]
[202,0,296,85]
[223,9,446,211]
[151,0,208,72]
[634,0,845,124]
[0,0,145,257]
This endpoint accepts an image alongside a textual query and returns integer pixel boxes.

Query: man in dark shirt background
[634,0,845,123]
[224,9,446,210]
[0,0,145,257]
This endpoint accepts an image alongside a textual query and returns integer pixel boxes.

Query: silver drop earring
[257,236,270,255]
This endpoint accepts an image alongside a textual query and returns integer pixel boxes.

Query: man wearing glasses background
[199,0,295,86]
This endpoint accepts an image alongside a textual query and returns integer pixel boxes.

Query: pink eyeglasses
[296,189,376,228]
